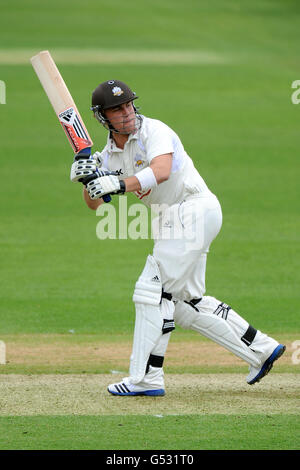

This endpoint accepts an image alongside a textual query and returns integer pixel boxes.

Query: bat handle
[75,148,111,203]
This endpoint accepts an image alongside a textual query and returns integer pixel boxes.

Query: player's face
[105,101,136,134]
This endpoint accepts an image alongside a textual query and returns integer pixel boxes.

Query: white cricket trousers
[153,193,222,301]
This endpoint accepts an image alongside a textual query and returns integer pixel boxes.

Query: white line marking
[0,49,231,65]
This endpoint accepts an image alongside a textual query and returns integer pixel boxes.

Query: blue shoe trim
[248,344,286,385]
[143,389,165,396]
[108,387,165,396]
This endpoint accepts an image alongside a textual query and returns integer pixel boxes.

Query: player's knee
[133,255,162,306]
[174,296,223,329]
[174,300,199,329]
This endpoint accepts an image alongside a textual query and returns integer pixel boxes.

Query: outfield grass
[0,0,299,451]
[0,61,299,335]
[0,415,299,450]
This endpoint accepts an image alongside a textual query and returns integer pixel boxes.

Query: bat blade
[30,50,93,154]
[30,50,111,202]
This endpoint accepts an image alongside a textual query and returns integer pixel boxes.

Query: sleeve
[145,120,174,163]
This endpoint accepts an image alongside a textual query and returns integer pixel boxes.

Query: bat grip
[75,150,111,203]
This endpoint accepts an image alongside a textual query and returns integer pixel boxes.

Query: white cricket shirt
[95,115,213,207]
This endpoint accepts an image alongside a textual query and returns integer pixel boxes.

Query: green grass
[1,0,300,55]
[0,0,299,451]
[0,61,299,334]
[0,415,299,450]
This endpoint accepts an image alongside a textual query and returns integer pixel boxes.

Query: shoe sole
[108,388,165,396]
[247,344,286,385]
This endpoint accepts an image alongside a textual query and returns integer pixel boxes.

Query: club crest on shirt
[134,154,145,168]
[112,86,124,96]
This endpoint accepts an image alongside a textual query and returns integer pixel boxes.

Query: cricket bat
[30,50,111,202]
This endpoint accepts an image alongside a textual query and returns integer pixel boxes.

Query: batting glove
[70,157,98,183]
[92,151,105,168]
[86,172,126,199]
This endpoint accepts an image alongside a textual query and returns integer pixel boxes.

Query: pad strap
[184,298,202,312]
[146,354,164,370]
[162,318,175,335]
[241,325,257,346]
[161,290,173,302]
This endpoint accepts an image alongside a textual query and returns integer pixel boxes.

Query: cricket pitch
[0,373,298,416]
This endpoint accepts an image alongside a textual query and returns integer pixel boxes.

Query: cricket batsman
[70,80,286,396]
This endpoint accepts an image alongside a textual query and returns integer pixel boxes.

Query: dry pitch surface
[0,336,298,417]
[1,335,296,369]
[0,373,298,416]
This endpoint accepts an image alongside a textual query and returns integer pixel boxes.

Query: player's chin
[119,122,136,134]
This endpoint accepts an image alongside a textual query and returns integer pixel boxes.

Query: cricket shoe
[108,367,165,396]
[247,344,286,385]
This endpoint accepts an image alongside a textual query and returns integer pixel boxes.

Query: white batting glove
[70,158,98,183]
[92,151,105,168]
[86,173,126,199]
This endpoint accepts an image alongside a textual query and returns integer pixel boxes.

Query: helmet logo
[112,86,124,97]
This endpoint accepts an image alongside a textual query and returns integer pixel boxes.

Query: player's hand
[70,158,98,183]
[92,151,105,169]
[86,173,126,199]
